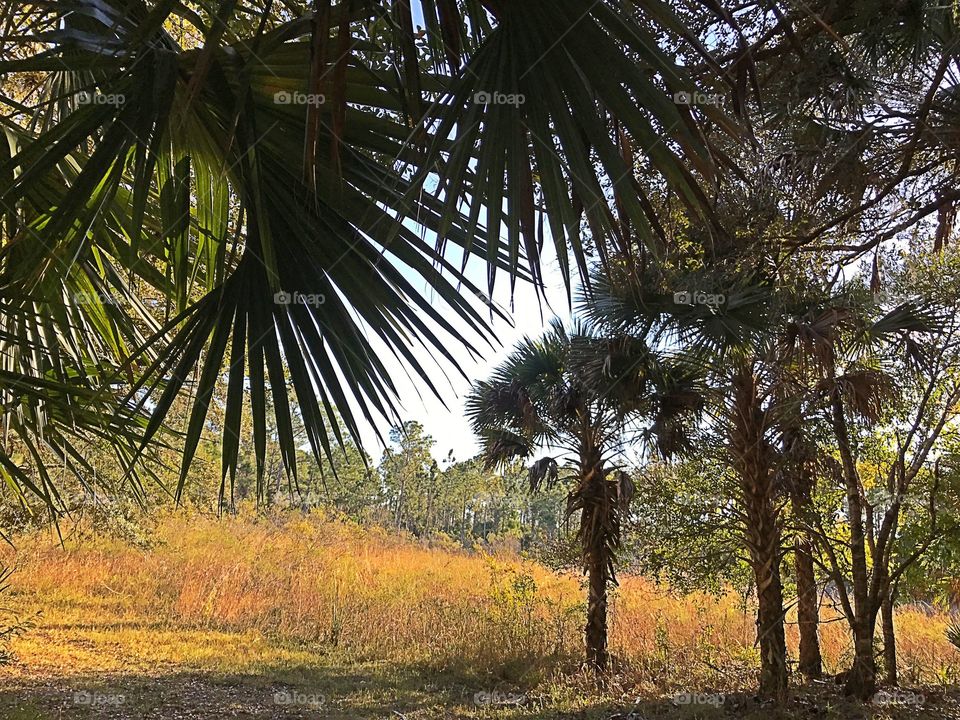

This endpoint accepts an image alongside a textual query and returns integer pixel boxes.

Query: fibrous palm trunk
[750,498,789,701]
[731,365,789,701]
[585,540,609,672]
[788,456,823,680]
[579,443,612,675]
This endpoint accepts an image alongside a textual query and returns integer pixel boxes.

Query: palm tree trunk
[785,427,823,681]
[731,365,788,701]
[749,501,789,701]
[579,440,611,675]
[585,542,609,673]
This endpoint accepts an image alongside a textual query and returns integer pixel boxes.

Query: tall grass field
[1,512,958,718]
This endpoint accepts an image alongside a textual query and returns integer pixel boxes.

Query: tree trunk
[881,586,897,686]
[847,617,877,698]
[785,424,823,681]
[395,476,406,530]
[749,503,789,701]
[829,380,877,699]
[731,365,789,701]
[795,535,823,679]
[585,543,609,673]
[579,437,612,676]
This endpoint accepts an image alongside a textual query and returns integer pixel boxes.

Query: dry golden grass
[4,513,584,680]
[1,511,958,718]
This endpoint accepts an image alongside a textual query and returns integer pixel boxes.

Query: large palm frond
[580,261,777,361]
[0,0,731,509]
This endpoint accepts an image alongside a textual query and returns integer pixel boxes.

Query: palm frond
[0,0,730,507]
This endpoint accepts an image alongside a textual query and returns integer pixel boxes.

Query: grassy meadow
[0,512,958,719]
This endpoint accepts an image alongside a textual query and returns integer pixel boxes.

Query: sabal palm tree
[776,402,825,680]
[0,0,729,512]
[580,262,821,700]
[582,257,941,699]
[466,320,700,672]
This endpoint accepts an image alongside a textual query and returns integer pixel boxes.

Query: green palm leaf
[0,0,729,509]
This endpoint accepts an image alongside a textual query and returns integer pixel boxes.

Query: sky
[353,246,574,464]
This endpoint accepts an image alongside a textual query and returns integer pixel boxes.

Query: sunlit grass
[1,511,958,718]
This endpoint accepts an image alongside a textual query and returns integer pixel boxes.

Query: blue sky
[355,244,574,463]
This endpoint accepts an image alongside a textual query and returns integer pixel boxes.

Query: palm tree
[778,411,824,680]
[0,0,729,513]
[583,255,945,699]
[580,261,834,700]
[466,320,700,672]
